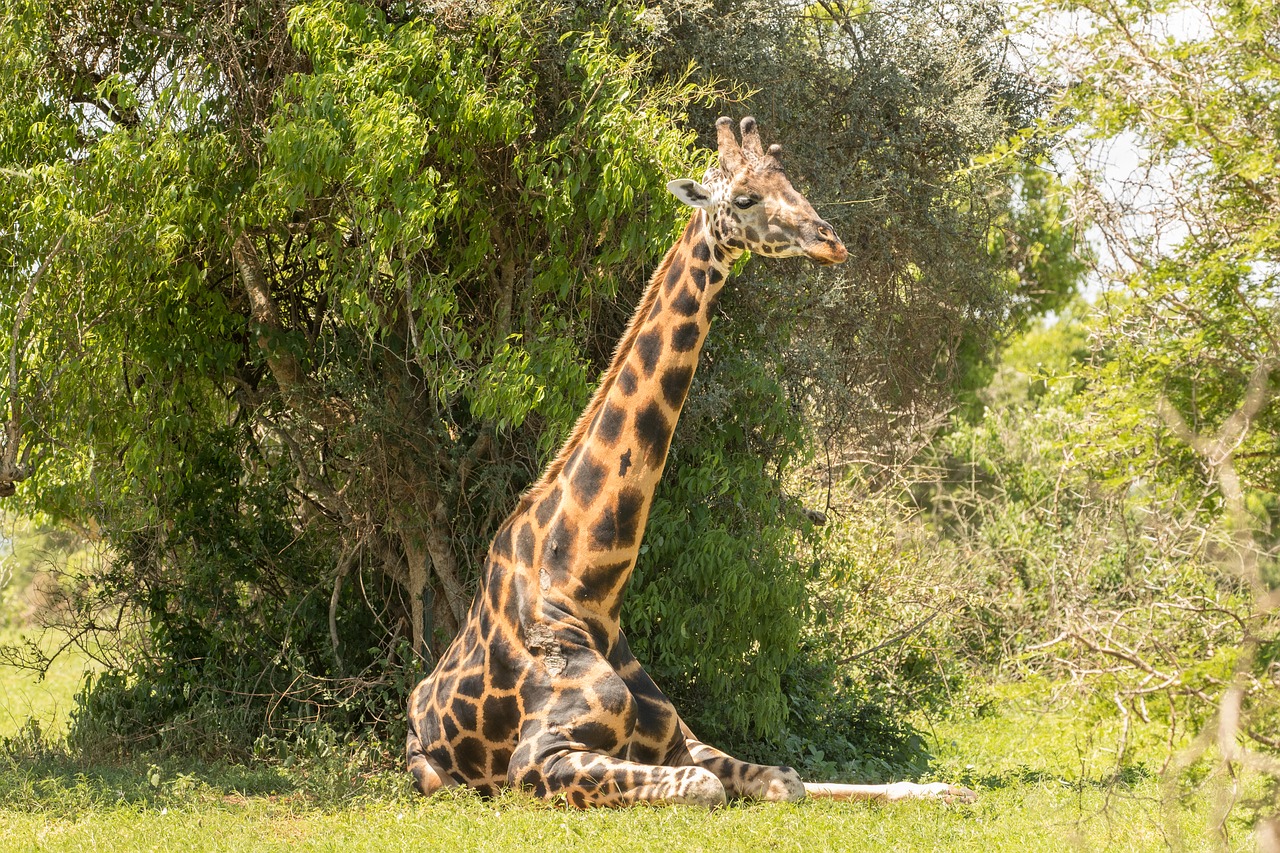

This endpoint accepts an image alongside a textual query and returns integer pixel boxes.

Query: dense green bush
[3,0,717,750]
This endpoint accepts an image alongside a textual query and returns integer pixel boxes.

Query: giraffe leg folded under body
[406,722,459,797]
[508,730,727,808]
[676,731,805,802]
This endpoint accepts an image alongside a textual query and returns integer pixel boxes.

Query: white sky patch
[1010,1,1223,299]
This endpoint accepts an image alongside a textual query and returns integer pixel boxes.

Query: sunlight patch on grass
[0,627,96,741]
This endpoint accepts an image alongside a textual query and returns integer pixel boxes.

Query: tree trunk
[399,513,466,660]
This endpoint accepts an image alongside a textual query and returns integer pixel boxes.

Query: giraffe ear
[667,179,715,209]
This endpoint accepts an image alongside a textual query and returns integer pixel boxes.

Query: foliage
[762,652,933,783]
[0,0,720,746]
[1013,0,1280,831]
[953,160,1091,417]
[635,0,1070,457]
[0,517,97,632]
[1026,0,1280,513]
[918,299,1278,833]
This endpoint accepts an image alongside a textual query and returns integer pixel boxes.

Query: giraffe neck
[502,211,739,636]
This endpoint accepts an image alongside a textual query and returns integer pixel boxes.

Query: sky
[1012,1,1218,296]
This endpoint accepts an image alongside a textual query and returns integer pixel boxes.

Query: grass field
[0,630,97,745]
[0,629,1257,851]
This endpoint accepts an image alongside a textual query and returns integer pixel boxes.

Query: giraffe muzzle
[805,219,847,266]
[809,239,848,266]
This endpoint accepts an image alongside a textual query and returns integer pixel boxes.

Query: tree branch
[228,231,306,398]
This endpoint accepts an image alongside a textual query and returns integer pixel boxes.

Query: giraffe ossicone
[405,116,976,807]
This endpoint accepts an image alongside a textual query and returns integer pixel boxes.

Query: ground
[0,628,1257,852]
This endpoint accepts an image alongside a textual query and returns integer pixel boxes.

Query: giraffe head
[667,116,847,266]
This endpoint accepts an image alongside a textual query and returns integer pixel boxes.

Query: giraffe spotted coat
[405,117,974,807]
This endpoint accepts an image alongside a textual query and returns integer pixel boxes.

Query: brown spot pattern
[405,118,844,807]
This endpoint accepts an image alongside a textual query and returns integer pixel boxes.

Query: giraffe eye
[733,195,758,210]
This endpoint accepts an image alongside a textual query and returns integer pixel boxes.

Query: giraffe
[405,117,976,807]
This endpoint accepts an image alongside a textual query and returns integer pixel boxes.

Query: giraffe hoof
[762,767,805,802]
[940,784,979,804]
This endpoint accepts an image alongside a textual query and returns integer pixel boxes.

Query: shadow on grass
[0,748,303,811]
[1,745,1154,815]
[0,711,425,813]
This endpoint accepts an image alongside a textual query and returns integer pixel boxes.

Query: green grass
[0,627,97,742]
[0,792,1195,853]
[0,757,1206,853]
[0,638,1259,851]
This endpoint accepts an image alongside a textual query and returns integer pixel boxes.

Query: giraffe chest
[513,624,679,754]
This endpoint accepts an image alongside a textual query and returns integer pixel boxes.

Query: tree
[1019,0,1280,835]
[2,0,719,748]
[638,0,1065,455]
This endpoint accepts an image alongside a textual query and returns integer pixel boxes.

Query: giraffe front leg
[679,740,978,804]
[680,735,977,804]
[675,724,805,802]
[508,730,726,808]
[406,720,459,797]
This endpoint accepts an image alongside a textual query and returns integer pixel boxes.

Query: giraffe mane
[515,213,701,512]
